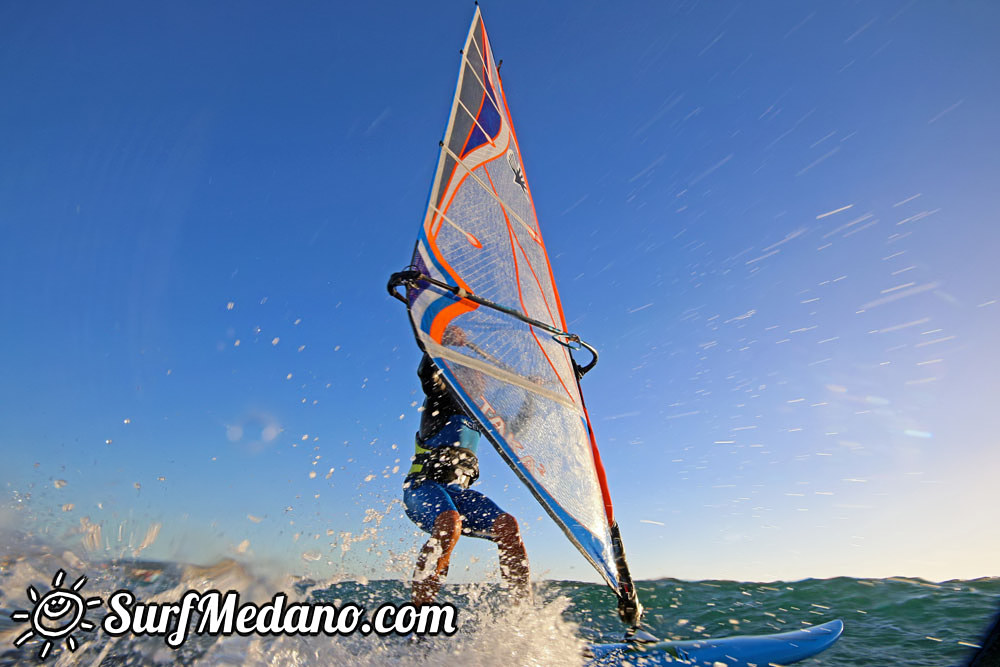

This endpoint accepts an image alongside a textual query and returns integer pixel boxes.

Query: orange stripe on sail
[429,297,478,344]
[457,67,490,159]
[425,147,509,295]
[425,153,514,345]
[495,69,570,334]
[494,73,577,375]
[506,209,578,385]
[508,198,560,331]
[586,407,615,524]
[485,167,577,406]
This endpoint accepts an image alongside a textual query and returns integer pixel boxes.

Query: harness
[407,439,480,490]
[406,354,481,489]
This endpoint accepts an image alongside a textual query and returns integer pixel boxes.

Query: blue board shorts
[404,480,505,540]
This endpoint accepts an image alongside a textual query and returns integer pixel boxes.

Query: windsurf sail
[388,8,641,627]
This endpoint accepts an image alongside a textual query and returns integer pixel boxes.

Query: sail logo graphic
[506,149,526,194]
[9,569,102,661]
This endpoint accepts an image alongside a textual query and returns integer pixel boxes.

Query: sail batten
[423,339,578,410]
[397,7,626,597]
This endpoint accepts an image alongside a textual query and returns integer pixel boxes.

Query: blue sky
[2,1,999,584]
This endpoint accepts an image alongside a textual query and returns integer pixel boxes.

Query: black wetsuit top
[417,353,466,441]
[406,354,481,488]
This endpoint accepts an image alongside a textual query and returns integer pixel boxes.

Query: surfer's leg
[449,487,529,596]
[492,513,530,596]
[412,509,462,606]
[405,475,465,606]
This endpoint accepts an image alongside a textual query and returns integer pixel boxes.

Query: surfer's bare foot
[412,510,462,606]
[493,513,530,600]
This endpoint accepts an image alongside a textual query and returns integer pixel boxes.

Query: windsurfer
[403,325,530,606]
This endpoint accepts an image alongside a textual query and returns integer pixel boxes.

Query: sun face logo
[9,569,102,661]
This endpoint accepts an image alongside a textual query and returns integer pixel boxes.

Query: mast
[389,8,646,632]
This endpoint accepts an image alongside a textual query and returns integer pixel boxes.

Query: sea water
[1,554,996,666]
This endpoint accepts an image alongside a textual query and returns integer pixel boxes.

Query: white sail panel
[403,8,618,588]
